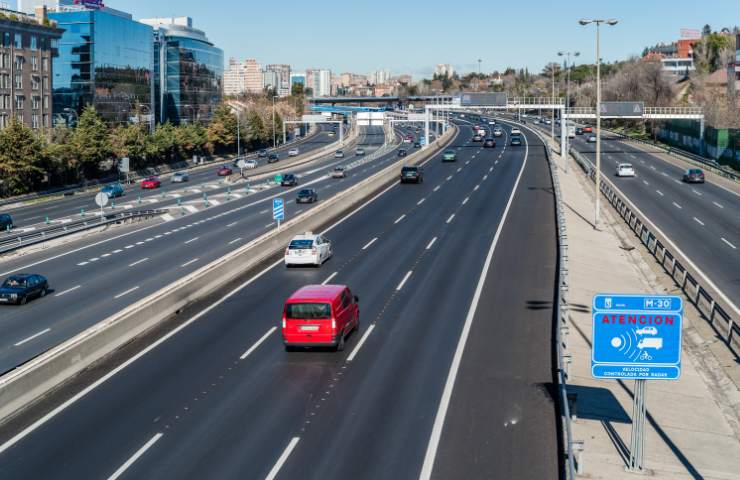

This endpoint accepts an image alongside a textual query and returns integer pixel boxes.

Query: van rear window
[289,240,313,249]
[287,303,331,319]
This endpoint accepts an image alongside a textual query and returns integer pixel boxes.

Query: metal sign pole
[627,379,647,472]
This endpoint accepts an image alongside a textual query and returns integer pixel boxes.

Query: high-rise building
[261,69,278,93]
[369,69,390,85]
[140,16,223,125]
[434,64,454,78]
[17,0,78,14]
[49,4,154,126]
[244,58,262,94]
[265,64,290,97]
[224,57,247,96]
[0,6,62,131]
[306,68,331,96]
[290,72,305,87]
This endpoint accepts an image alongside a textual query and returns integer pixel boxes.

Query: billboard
[74,0,105,8]
[600,102,645,117]
[460,92,507,107]
[301,115,326,123]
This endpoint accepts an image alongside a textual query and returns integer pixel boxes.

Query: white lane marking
[184,237,199,244]
[457,167,462,173]
[691,189,702,196]
[114,286,139,299]
[89,258,100,262]
[76,262,88,266]
[474,185,480,191]
[113,249,123,253]
[55,285,81,297]
[106,433,163,480]
[240,327,277,360]
[693,217,705,226]
[446,214,455,224]
[394,214,406,224]
[672,202,682,210]
[462,197,469,205]
[101,254,111,258]
[226,221,238,227]
[228,237,243,245]
[656,190,664,196]
[483,175,488,180]
[446,175,453,181]
[642,180,649,186]
[433,185,440,192]
[14,328,51,347]
[154,235,163,239]
[265,222,276,228]
[125,245,135,249]
[362,237,378,250]
[136,241,144,245]
[650,165,656,170]
[265,437,300,480]
[346,324,376,362]
[128,258,148,267]
[713,201,724,209]
[426,237,437,250]
[417,198,426,206]
[260,209,269,214]
[721,238,737,249]
[673,179,682,185]
[295,210,304,216]
[661,172,668,177]
[181,258,199,268]
[322,272,338,285]
[419,117,529,480]
[396,271,413,291]
[145,238,154,242]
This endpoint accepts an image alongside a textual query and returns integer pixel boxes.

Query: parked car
[282,284,359,351]
[217,165,233,176]
[288,148,300,157]
[284,233,333,268]
[335,150,345,158]
[616,163,636,177]
[0,213,13,231]
[0,274,49,305]
[100,183,124,198]
[268,153,280,163]
[682,168,705,183]
[171,172,190,183]
[257,150,268,158]
[281,173,298,187]
[332,166,347,178]
[296,188,318,204]
[442,150,457,162]
[355,148,365,156]
[510,137,522,146]
[140,176,161,189]
[483,138,496,148]
[400,165,423,183]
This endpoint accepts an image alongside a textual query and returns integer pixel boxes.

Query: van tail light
[285,248,289,256]
[331,318,336,330]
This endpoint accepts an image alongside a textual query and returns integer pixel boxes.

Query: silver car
[334,150,344,158]
[171,172,189,183]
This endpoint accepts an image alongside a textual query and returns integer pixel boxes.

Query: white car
[616,163,635,177]
[635,326,658,336]
[332,166,347,178]
[488,120,496,125]
[288,148,300,157]
[511,128,521,135]
[544,119,552,125]
[284,233,333,267]
[587,135,597,143]
[243,159,258,169]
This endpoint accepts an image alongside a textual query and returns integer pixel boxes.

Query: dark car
[257,150,268,158]
[267,153,279,163]
[0,213,13,231]
[575,127,584,135]
[413,141,421,148]
[281,173,298,187]
[398,149,407,157]
[483,138,496,148]
[400,166,423,184]
[0,274,49,305]
[100,183,125,198]
[296,188,318,203]
[510,137,522,146]
[682,168,705,184]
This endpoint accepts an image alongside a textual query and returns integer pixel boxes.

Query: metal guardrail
[0,210,167,254]
[570,149,739,349]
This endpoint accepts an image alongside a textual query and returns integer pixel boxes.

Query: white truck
[567,125,576,138]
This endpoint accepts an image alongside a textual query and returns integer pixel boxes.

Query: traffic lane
[430,133,560,480]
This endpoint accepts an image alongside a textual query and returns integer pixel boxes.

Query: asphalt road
[0,122,560,479]
[0,125,412,373]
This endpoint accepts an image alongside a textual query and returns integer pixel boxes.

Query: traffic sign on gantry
[599,101,645,117]
[592,294,683,380]
[459,92,508,107]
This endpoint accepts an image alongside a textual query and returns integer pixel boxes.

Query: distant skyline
[13,0,740,78]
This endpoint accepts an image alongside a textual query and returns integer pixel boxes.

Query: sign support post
[627,379,647,472]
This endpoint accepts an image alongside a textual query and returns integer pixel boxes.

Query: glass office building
[142,17,223,125]
[49,6,154,126]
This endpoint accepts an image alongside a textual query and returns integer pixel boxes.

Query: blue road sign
[592,294,683,380]
[273,198,285,221]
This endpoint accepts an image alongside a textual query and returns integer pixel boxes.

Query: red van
[282,285,359,351]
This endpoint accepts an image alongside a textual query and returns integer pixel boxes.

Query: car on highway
[288,148,300,157]
[511,127,521,135]
[533,119,540,125]
[682,168,705,183]
[544,119,552,125]
[140,176,161,189]
[217,165,233,176]
[400,165,423,183]
[171,172,190,183]
[413,141,421,148]
[0,274,49,305]
[404,135,413,143]
[334,150,345,158]
[616,163,636,177]
[281,173,298,187]
[332,166,347,178]
[328,131,335,137]
[296,188,318,204]
[0,213,13,231]
[483,138,496,148]
[355,147,365,155]
[510,136,522,146]
[100,183,124,198]
[488,120,496,125]
[583,126,593,133]
[242,159,259,169]
[587,135,597,143]
[257,150,268,158]
[493,127,503,137]
[282,284,359,351]
[575,127,584,135]
[636,326,658,336]
[284,233,333,268]
[472,134,483,142]
[267,153,279,163]
[442,149,457,162]
[397,149,407,157]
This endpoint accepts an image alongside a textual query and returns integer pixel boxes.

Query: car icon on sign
[635,326,658,336]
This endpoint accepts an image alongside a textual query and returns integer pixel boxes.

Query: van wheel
[336,332,345,352]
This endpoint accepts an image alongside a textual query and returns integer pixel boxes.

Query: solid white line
[433,185,440,192]
[128,258,149,267]
[55,285,81,297]
[265,437,300,480]
[721,238,737,249]
[672,202,682,210]
[265,222,275,228]
[184,237,199,244]
[396,271,413,291]
[228,237,243,245]
[240,327,277,360]
[426,237,437,250]
[322,272,338,285]
[346,324,376,362]
[417,198,425,206]
[394,214,406,224]
[446,214,455,224]
[76,262,88,266]
[107,433,163,480]
[362,237,378,250]
[14,328,51,347]
[226,221,238,227]
[114,286,139,299]
[180,258,199,268]
[656,190,664,196]
[462,197,469,205]
[713,201,724,209]
[693,217,705,226]
[419,120,529,480]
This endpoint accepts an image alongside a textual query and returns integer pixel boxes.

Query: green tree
[175,123,206,159]
[71,105,111,179]
[694,32,734,74]
[148,122,178,161]
[206,104,239,154]
[109,123,149,168]
[46,126,78,185]
[291,82,304,96]
[0,119,46,195]
[244,109,268,149]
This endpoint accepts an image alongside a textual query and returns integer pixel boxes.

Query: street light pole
[550,63,555,140]
[558,51,580,173]
[272,94,277,148]
[580,18,618,228]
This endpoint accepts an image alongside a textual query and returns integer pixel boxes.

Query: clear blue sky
[17,0,740,77]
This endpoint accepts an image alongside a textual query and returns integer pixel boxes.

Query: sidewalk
[555,148,740,479]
